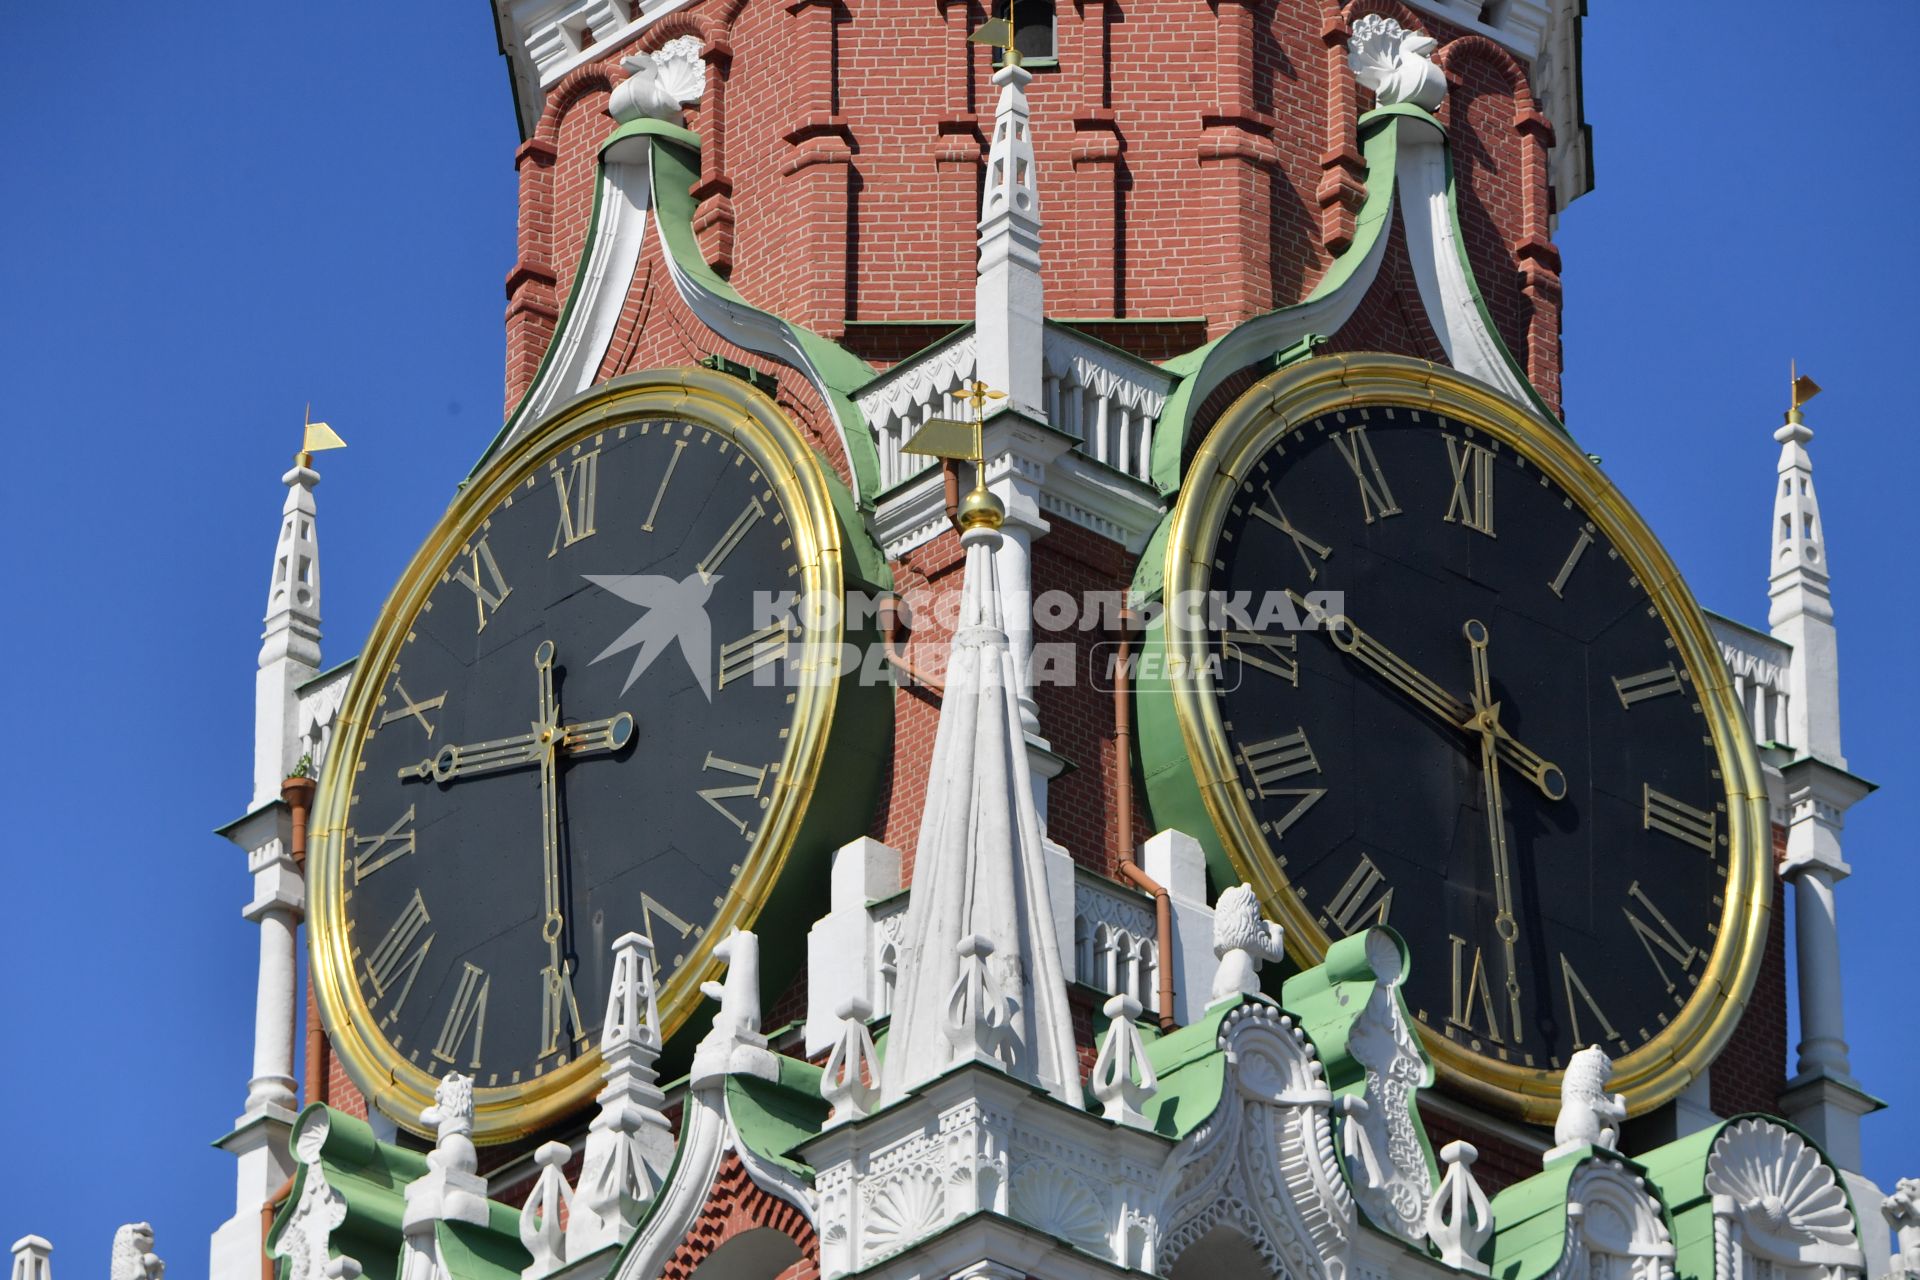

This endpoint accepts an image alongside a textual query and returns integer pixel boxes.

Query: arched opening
[685,1226,805,1279]
[1168,1223,1273,1280]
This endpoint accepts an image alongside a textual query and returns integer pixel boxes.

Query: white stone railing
[1709,614,1792,749]
[1074,872,1160,1014]
[859,328,1172,492]
[295,659,356,778]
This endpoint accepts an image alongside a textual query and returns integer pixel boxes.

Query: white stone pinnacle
[975,63,1045,422]
[10,1237,51,1280]
[1768,406,1843,766]
[877,521,1080,1107]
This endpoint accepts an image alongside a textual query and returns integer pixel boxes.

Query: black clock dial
[341,418,802,1089]
[1209,406,1729,1071]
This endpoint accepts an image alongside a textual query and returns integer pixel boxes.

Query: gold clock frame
[1159,353,1772,1122]
[309,368,855,1142]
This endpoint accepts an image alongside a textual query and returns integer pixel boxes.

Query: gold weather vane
[969,0,1020,66]
[1788,359,1822,423]
[299,403,349,467]
[903,379,1007,529]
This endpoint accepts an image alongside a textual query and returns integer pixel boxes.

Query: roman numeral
[641,892,696,943]
[1443,437,1497,537]
[1613,664,1685,709]
[1265,787,1326,840]
[698,497,767,582]
[698,754,771,836]
[364,890,433,1017]
[377,683,446,738]
[432,962,489,1069]
[1623,881,1699,993]
[1223,629,1299,685]
[351,806,417,884]
[539,963,587,1059]
[1249,485,1333,581]
[1237,729,1320,798]
[1643,784,1718,852]
[1561,953,1624,1049]
[642,439,688,533]
[1329,426,1402,523]
[549,449,600,556]
[1323,855,1394,935]
[1448,935,1504,1045]
[1548,527,1593,598]
[452,537,512,631]
[718,621,792,690]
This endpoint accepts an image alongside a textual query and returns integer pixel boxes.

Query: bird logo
[586,571,719,699]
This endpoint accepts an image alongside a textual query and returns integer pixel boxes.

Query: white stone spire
[1767,393,1843,767]
[1764,378,1880,1174]
[975,62,1044,421]
[255,458,324,805]
[877,500,1080,1108]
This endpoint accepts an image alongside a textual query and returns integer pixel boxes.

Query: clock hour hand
[560,711,636,757]
[1289,591,1566,801]
[400,732,541,783]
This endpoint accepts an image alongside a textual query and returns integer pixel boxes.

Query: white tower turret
[210,416,345,1280]
[1765,374,1879,1173]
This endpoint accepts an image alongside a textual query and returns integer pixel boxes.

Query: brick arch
[535,60,623,147]
[661,1153,818,1279]
[1431,33,1530,106]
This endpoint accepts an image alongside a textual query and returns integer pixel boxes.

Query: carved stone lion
[1211,884,1285,1004]
[109,1223,164,1280]
[422,1072,477,1176]
[1551,1045,1627,1156]
[1886,1178,1920,1278]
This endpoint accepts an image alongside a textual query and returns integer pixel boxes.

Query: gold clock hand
[559,711,636,757]
[399,732,541,782]
[1288,591,1566,801]
[1465,619,1523,1044]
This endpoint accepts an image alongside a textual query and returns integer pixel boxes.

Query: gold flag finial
[300,403,348,467]
[968,0,1019,65]
[1786,360,1821,426]
[901,379,1007,529]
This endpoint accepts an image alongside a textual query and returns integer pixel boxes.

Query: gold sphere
[956,484,1005,531]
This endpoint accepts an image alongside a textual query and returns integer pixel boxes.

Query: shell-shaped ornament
[1706,1118,1857,1253]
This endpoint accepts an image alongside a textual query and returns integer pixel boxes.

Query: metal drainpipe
[1111,609,1177,1031]
[281,774,328,1107]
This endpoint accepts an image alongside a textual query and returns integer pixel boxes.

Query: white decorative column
[211,454,329,1280]
[1765,387,1880,1172]
[10,1237,51,1280]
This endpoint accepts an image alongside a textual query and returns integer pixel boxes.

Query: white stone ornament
[570,932,675,1257]
[610,37,706,125]
[1210,883,1284,1005]
[1427,1141,1494,1274]
[820,997,881,1126]
[1556,1158,1678,1280]
[1091,992,1159,1127]
[1347,14,1447,110]
[1547,1045,1628,1163]
[1886,1179,1920,1280]
[946,933,1014,1068]
[9,1237,51,1280]
[109,1226,164,1280]
[1342,929,1434,1244]
[518,1142,574,1279]
[323,1258,362,1280]
[1706,1118,1859,1261]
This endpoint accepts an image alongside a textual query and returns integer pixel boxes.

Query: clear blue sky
[0,2,1912,1271]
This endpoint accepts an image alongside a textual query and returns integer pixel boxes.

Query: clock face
[310,375,870,1140]
[1145,357,1768,1119]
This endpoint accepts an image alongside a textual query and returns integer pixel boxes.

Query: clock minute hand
[1464,618,1524,1046]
